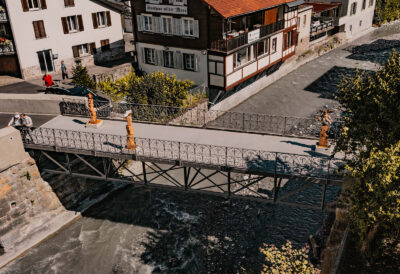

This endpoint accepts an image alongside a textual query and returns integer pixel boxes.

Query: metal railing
[60,101,342,139]
[311,19,334,34]
[23,127,344,180]
[0,43,15,55]
[210,20,285,53]
[0,11,7,21]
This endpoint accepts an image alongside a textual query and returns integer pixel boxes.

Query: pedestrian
[42,72,54,87]
[7,113,21,127]
[20,113,34,142]
[61,60,68,80]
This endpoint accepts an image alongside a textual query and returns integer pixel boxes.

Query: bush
[71,64,96,90]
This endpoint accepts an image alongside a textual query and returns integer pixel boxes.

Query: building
[133,0,303,102]
[297,4,313,52]
[305,0,376,39]
[1,0,125,79]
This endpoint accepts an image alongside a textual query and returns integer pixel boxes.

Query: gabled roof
[202,0,296,18]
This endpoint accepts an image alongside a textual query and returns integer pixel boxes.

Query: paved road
[0,81,45,94]
[229,27,400,118]
[0,114,56,128]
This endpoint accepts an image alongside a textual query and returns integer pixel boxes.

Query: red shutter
[92,13,98,29]
[283,33,287,50]
[61,17,69,34]
[106,11,112,27]
[90,42,96,55]
[72,46,79,58]
[21,0,29,12]
[78,15,84,31]
[39,21,46,38]
[40,0,47,9]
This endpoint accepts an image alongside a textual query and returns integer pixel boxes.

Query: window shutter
[194,55,199,72]
[283,33,287,50]
[33,21,40,39]
[140,47,145,63]
[64,0,68,6]
[172,18,181,36]
[72,46,79,58]
[174,52,183,69]
[155,50,163,66]
[106,11,112,27]
[193,20,199,38]
[136,15,144,31]
[61,17,69,34]
[92,13,98,29]
[21,0,29,12]
[78,15,84,31]
[90,42,96,54]
[39,21,46,38]
[40,0,47,9]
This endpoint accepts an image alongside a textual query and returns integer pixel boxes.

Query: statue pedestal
[86,120,104,129]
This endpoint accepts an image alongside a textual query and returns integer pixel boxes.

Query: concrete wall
[0,127,29,171]
[0,94,86,115]
[5,0,124,79]
[137,42,208,87]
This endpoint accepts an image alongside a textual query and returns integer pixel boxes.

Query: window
[64,0,74,7]
[162,16,172,34]
[28,0,39,9]
[0,25,6,37]
[183,53,195,71]
[143,15,153,31]
[233,47,251,69]
[144,48,156,65]
[92,11,111,29]
[359,20,362,26]
[286,31,294,49]
[303,15,307,26]
[182,18,194,36]
[101,39,110,51]
[163,51,174,68]
[61,15,83,34]
[271,38,277,53]
[78,44,89,56]
[369,0,374,7]
[257,38,269,57]
[362,0,366,9]
[350,3,357,15]
[67,16,77,32]
[72,43,95,57]
[173,0,185,5]
[22,0,46,12]
[33,20,46,39]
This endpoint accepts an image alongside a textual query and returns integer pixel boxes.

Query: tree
[375,0,400,25]
[336,51,400,257]
[260,241,319,273]
[71,64,96,90]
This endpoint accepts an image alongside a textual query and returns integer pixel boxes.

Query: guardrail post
[184,167,189,190]
[52,129,56,148]
[273,152,278,202]
[283,117,287,135]
[142,161,148,185]
[228,171,231,198]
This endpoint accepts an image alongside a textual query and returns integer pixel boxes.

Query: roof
[305,2,341,13]
[202,0,297,18]
[92,0,125,13]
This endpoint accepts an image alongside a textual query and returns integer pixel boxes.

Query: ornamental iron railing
[0,42,15,55]
[60,100,342,139]
[311,19,334,34]
[23,127,345,180]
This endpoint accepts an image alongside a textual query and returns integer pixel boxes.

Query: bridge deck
[41,116,321,156]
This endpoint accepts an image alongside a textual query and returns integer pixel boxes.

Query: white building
[3,0,125,79]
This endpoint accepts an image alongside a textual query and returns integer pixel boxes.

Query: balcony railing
[0,11,7,21]
[311,19,334,34]
[0,43,15,55]
[210,20,285,53]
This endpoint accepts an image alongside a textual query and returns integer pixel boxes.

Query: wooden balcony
[0,42,15,55]
[310,19,334,35]
[210,20,285,53]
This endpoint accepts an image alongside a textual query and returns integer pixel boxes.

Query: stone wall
[92,62,133,83]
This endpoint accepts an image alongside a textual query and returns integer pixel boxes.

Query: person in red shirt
[42,73,54,87]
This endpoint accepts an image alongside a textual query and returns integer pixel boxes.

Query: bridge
[23,104,345,211]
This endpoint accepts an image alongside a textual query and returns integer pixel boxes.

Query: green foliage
[260,241,319,274]
[98,70,194,107]
[25,171,31,181]
[336,51,400,254]
[375,0,400,24]
[71,64,96,90]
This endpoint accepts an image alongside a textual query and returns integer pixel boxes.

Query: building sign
[248,29,260,43]
[146,4,188,15]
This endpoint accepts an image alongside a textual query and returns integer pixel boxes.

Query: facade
[0,0,19,76]
[305,0,376,39]
[133,0,303,102]
[2,0,125,79]
[297,5,312,52]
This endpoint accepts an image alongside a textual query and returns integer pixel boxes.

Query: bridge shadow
[24,152,339,272]
[304,66,372,99]
[345,39,400,65]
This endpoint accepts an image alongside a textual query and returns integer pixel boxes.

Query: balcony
[0,10,7,22]
[210,20,285,53]
[0,40,15,55]
[310,18,334,35]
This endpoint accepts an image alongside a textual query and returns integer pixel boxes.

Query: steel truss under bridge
[25,128,345,211]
